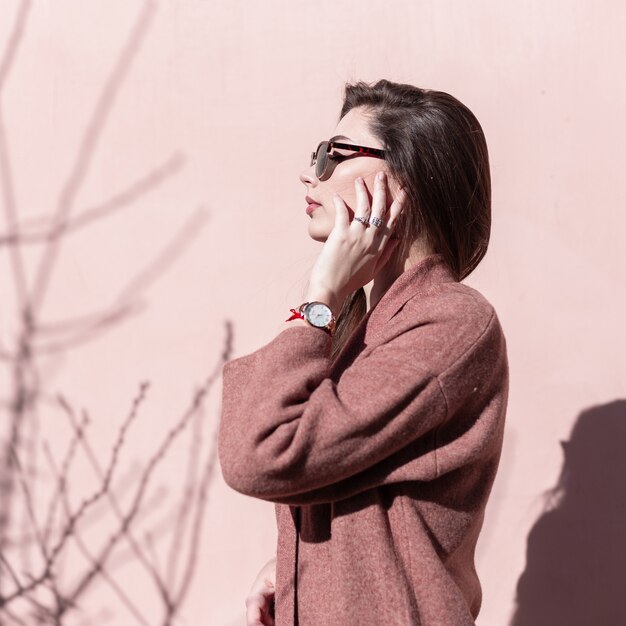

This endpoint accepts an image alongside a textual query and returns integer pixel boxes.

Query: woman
[218,79,509,625]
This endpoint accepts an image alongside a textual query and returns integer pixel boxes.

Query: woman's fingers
[361,171,396,248]
[245,557,276,626]
[368,179,407,260]
[352,176,371,223]
[369,171,388,224]
[332,172,407,266]
[332,192,350,230]
[245,587,275,626]
[309,172,410,301]
[387,185,407,231]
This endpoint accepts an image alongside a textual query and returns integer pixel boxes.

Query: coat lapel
[330,253,457,370]
[366,252,457,338]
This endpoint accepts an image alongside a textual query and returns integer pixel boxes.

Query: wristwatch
[299,301,337,336]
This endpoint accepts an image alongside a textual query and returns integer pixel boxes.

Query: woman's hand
[245,556,276,626]
[306,170,407,314]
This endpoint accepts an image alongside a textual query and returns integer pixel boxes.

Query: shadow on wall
[510,399,626,626]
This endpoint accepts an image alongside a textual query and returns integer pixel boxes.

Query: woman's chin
[307,224,330,242]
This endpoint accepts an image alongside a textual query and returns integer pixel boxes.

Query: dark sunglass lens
[316,141,329,178]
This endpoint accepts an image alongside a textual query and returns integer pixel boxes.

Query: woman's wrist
[303,289,344,319]
[278,291,343,338]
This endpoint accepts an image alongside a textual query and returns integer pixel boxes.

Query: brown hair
[329,79,492,363]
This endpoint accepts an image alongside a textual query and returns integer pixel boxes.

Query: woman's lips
[306,202,321,215]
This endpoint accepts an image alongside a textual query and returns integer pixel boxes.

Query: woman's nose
[299,166,317,186]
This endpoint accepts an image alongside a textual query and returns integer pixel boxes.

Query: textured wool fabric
[218,253,509,625]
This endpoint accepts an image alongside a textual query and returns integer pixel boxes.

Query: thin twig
[42,410,89,550]
[46,443,151,626]
[0,383,149,607]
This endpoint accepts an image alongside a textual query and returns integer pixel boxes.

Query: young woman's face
[299,107,400,242]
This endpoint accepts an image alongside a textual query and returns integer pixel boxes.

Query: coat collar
[366,252,457,333]
[330,253,458,371]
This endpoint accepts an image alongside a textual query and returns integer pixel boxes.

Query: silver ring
[353,216,369,226]
[369,216,384,228]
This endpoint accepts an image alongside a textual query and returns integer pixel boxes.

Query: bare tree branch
[0,1,229,622]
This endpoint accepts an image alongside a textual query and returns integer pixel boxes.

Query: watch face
[305,302,332,327]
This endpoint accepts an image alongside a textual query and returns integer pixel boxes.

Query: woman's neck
[363,240,435,312]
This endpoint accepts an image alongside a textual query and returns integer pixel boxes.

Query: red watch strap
[285,308,305,322]
[285,304,334,337]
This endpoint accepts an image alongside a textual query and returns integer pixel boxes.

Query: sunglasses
[310,138,387,181]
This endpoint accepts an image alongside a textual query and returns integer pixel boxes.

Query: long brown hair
[328,79,492,363]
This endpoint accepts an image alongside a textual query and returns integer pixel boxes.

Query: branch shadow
[509,399,626,626]
[0,0,225,623]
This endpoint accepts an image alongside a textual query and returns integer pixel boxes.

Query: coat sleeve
[218,308,503,506]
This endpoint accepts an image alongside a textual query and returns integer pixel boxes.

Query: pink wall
[0,1,624,624]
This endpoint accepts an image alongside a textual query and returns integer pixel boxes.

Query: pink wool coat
[218,253,510,625]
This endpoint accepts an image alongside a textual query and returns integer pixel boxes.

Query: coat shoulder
[393,280,499,335]
[376,280,506,380]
